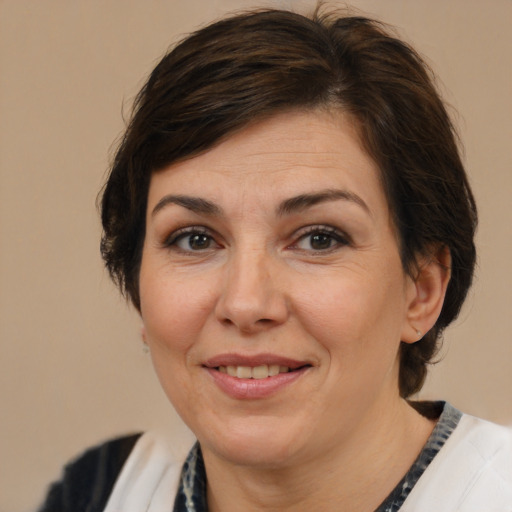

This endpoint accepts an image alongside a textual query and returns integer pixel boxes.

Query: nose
[215,248,289,334]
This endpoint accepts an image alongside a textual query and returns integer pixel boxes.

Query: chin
[199,416,308,469]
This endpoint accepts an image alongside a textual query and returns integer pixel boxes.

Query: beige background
[1,1,511,511]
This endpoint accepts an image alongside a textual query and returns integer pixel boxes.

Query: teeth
[236,366,252,379]
[219,364,292,379]
[268,364,280,376]
[252,365,268,380]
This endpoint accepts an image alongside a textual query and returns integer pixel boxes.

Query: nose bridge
[216,243,287,331]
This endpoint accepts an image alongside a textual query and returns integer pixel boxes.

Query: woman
[39,7,512,512]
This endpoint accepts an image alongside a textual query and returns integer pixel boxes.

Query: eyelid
[163,225,221,250]
[289,224,351,250]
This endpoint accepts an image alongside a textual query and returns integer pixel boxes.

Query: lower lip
[205,367,309,399]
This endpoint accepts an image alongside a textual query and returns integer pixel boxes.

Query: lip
[203,353,308,369]
[203,353,312,400]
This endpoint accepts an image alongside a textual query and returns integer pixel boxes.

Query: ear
[401,246,451,344]
[141,324,147,343]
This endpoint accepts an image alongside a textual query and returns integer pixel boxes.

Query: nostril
[215,285,289,331]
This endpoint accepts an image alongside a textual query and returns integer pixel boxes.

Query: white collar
[401,414,512,511]
[103,431,190,512]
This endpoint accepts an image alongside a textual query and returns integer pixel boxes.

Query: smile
[218,365,291,379]
[204,356,312,399]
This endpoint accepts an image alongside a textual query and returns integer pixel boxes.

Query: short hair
[100,8,477,398]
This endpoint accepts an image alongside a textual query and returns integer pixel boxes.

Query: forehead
[147,110,388,216]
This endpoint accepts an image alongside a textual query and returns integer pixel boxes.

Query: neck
[203,398,435,512]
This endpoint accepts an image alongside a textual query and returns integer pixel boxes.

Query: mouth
[203,353,312,378]
[216,364,309,379]
[203,354,312,399]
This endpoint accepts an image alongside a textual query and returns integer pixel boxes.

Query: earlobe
[141,325,150,353]
[401,246,451,344]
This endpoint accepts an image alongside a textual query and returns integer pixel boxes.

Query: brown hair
[100,8,477,398]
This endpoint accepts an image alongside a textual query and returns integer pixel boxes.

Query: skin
[139,110,450,511]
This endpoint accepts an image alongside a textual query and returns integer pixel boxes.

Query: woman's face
[139,111,418,468]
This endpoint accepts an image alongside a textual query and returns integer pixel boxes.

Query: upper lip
[203,353,310,370]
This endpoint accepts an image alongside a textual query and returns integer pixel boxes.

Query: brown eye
[166,227,220,252]
[309,233,335,250]
[182,234,212,250]
[294,227,350,252]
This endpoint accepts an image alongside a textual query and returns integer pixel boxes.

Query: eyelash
[162,225,351,254]
[163,226,220,253]
[291,225,351,253]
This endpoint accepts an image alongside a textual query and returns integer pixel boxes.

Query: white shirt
[104,409,512,512]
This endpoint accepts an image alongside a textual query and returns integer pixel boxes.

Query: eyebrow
[276,189,371,217]
[151,188,370,218]
[151,195,222,217]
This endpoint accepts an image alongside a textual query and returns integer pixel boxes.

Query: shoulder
[403,412,512,511]
[37,433,142,512]
[453,414,512,481]
[102,431,191,511]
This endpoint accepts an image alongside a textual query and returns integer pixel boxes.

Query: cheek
[139,269,215,354]
[139,272,215,409]
[294,270,406,356]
